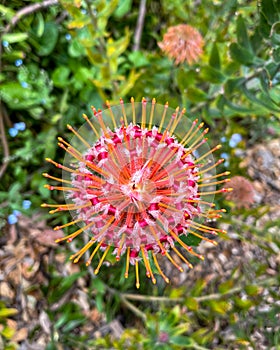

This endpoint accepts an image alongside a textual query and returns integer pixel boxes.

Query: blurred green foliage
[1,0,280,349]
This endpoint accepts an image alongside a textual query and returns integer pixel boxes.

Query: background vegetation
[0,0,280,349]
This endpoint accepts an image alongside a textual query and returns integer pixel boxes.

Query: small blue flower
[14,122,26,131]
[15,59,23,67]
[2,40,9,48]
[21,81,29,88]
[220,136,227,143]
[220,152,229,159]
[22,200,31,210]
[8,214,18,225]
[13,210,22,217]
[229,133,242,148]
[81,9,87,14]
[9,128,18,137]
[65,33,72,41]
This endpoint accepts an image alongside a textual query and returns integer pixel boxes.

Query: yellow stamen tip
[164,277,170,283]
[124,273,128,278]
[41,203,47,207]
[136,283,140,289]
[55,239,62,243]
[53,226,60,231]
[179,267,184,272]
[152,278,157,284]
[189,264,193,269]
[94,269,99,275]
[86,261,90,267]
[74,258,79,263]
[216,144,222,149]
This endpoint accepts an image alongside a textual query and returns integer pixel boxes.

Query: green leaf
[244,284,261,296]
[208,300,232,314]
[128,51,149,68]
[37,22,59,56]
[229,43,254,65]
[273,46,280,62]
[68,37,86,57]
[200,66,225,84]
[107,28,130,58]
[240,84,280,112]
[185,86,208,103]
[1,326,15,339]
[209,43,221,69]
[114,0,132,18]
[170,335,194,346]
[184,297,199,311]
[181,232,201,247]
[218,280,234,294]
[2,32,28,43]
[62,318,85,333]
[0,4,15,20]
[234,297,254,310]
[236,15,252,51]
[52,66,71,88]
[0,307,18,317]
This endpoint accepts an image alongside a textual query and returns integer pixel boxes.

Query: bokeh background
[0,1,280,349]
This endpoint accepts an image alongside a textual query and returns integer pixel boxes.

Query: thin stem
[0,104,10,178]
[133,0,147,51]
[3,0,59,33]
[121,277,277,303]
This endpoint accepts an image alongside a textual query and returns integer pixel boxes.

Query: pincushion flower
[158,24,204,65]
[42,98,231,288]
[224,175,255,209]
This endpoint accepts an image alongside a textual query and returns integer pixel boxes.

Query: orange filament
[120,98,128,127]
[135,260,140,289]
[86,240,104,266]
[54,218,83,231]
[157,101,168,133]
[187,229,218,245]
[165,251,184,272]
[171,245,193,268]
[94,245,110,274]
[55,221,96,243]
[67,124,91,148]
[141,97,147,129]
[168,229,204,260]
[180,118,198,145]
[195,144,222,163]
[198,171,231,182]
[152,252,170,283]
[82,113,100,138]
[148,97,156,128]
[116,234,126,261]
[198,178,231,187]
[170,107,185,135]
[182,121,204,146]
[106,100,117,129]
[195,159,224,175]
[70,238,96,263]
[125,247,130,278]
